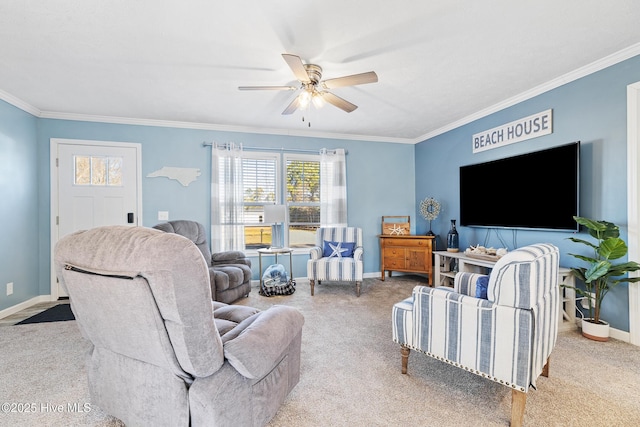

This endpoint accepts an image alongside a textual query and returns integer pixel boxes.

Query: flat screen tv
[459,141,580,231]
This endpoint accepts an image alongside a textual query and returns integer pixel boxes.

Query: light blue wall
[0,101,38,311]
[33,119,415,295]
[415,54,640,331]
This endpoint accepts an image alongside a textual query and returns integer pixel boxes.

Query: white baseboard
[0,295,54,320]
[609,326,630,342]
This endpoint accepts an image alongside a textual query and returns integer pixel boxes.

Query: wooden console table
[433,250,577,331]
[379,235,434,284]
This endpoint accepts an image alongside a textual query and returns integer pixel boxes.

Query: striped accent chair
[392,243,559,427]
[307,227,364,296]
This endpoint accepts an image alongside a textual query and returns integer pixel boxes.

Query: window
[238,152,321,250]
[241,153,279,249]
[229,149,344,252]
[285,154,320,248]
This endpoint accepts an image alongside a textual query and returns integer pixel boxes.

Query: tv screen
[459,142,580,231]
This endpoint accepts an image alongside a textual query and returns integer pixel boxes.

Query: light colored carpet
[1,275,639,426]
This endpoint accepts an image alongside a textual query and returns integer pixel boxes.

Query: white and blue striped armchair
[307,227,364,296]
[392,243,559,427]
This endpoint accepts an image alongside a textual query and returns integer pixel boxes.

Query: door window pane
[91,157,107,185]
[74,156,91,185]
[74,156,123,186]
[108,157,123,186]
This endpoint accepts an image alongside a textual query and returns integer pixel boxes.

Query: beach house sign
[472,109,553,153]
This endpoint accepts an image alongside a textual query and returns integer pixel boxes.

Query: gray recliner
[54,225,304,427]
[153,220,252,304]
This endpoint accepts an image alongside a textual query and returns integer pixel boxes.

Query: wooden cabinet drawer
[384,257,406,269]
[384,248,405,257]
[384,250,405,261]
[384,238,431,248]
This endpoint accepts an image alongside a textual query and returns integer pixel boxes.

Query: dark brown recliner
[153,220,252,304]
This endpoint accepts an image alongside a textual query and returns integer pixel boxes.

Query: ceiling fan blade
[282,95,300,115]
[322,71,378,89]
[282,54,311,83]
[238,85,297,91]
[322,92,357,113]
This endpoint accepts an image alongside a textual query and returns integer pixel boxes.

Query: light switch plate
[158,211,169,220]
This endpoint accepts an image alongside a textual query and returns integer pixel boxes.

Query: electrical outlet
[6,282,13,296]
[158,211,169,221]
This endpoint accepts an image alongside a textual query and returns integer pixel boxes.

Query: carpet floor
[1,275,640,426]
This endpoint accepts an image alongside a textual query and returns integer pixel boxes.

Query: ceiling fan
[238,53,378,116]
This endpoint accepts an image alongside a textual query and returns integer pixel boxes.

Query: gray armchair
[54,225,304,427]
[153,220,251,304]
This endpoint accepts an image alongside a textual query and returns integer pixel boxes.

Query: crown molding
[0,89,41,116]
[37,110,414,144]
[414,42,640,143]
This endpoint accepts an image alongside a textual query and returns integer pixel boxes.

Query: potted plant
[568,216,640,341]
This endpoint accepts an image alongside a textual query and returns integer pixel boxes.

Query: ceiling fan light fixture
[298,90,312,109]
[312,91,325,108]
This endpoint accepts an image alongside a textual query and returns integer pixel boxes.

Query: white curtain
[211,143,245,252]
[320,148,347,226]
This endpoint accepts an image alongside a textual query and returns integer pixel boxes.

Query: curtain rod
[202,142,347,155]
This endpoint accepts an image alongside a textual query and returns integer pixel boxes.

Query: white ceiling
[2,1,640,143]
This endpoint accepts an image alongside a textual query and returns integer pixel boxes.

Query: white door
[51,139,142,298]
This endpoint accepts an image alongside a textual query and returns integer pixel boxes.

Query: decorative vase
[447,219,459,252]
[581,318,610,342]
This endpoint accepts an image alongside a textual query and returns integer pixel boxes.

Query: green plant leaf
[584,261,611,283]
[567,237,597,250]
[607,261,640,276]
[573,216,620,240]
[614,276,640,284]
[569,253,599,264]
[598,237,627,260]
[574,216,607,231]
[598,220,620,240]
[570,267,587,282]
